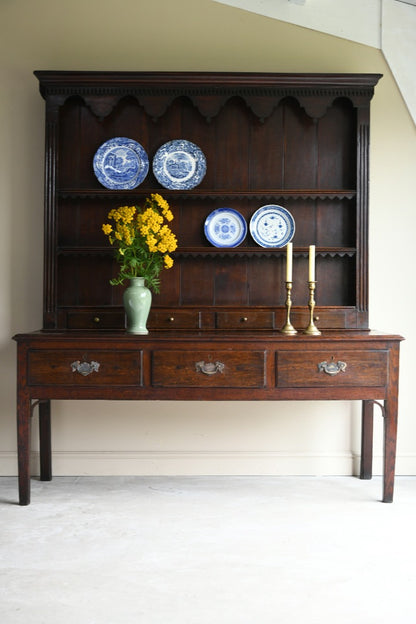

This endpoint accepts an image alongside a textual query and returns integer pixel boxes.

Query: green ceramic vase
[123,277,151,334]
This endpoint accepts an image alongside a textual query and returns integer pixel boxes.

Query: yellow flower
[146,235,158,253]
[164,254,173,269]
[102,224,113,235]
[152,193,168,209]
[152,194,174,221]
[117,224,133,245]
[118,206,136,223]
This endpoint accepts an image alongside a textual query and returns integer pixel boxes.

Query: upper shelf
[58,189,357,201]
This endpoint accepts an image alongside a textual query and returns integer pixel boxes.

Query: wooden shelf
[57,246,357,257]
[58,189,357,201]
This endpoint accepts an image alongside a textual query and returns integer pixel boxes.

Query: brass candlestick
[304,281,321,335]
[280,281,297,335]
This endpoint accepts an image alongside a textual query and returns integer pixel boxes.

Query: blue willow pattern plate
[93,137,149,190]
[204,208,247,248]
[249,204,295,248]
[152,139,206,190]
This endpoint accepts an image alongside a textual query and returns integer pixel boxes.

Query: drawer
[216,311,274,329]
[274,308,356,330]
[28,349,142,386]
[277,350,388,388]
[148,310,200,329]
[152,350,266,388]
[66,311,124,330]
[290,309,348,330]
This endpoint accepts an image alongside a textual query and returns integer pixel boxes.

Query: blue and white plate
[153,139,206,190]
[249,205,295,248]
[93,137,149,190]
[204,208,247,248]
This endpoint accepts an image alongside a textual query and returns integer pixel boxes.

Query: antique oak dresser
[13,71,403,504]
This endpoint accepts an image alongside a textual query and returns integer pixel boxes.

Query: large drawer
[152,350,266,387]
[27,349,142,386]
[277,350,388,388]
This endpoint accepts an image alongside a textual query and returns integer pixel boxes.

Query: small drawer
[66,311,124,330]
[277,350,388,388]
[290,309,348,330]
[152,350,266,388]
[216,311,274,329]
[148,310,200,329]
[28,350,142,386]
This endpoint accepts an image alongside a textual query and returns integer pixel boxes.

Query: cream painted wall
[1,0,415,478]
[214,0,416,124]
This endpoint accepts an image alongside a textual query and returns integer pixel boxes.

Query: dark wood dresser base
[14,330,403,505]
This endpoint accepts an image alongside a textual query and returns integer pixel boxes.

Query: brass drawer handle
[318,359,347,376]
[195,360,225,375]
[71,360,100,376]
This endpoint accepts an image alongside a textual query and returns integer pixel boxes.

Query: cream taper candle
[286,242,293,282]
[309,245,315,281]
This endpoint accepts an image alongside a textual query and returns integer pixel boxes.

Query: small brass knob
[168,316,175,322]
[93,317,100,323]
[314,316,320,321]
[241,317,248,322]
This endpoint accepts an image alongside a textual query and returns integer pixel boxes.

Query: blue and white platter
[204,208,247,248]
[153,139,206,190]
[93,137,149,190]
[249,204,295,248]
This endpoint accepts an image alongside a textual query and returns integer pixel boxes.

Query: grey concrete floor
[1,476,415,623]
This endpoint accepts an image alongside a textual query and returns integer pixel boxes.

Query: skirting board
[1,450,416,477]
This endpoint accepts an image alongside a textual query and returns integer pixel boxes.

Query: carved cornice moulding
[35,71,382,121]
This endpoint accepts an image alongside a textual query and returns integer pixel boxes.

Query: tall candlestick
[304,280,321,335]
[286,243,293,282]
[309,245,316,281]
[280,280,297,335]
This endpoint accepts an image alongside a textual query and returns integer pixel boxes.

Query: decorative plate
[204,208,247,248]
[152,139,206,190]
[249,204,295,248]
[93,137,149,190]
